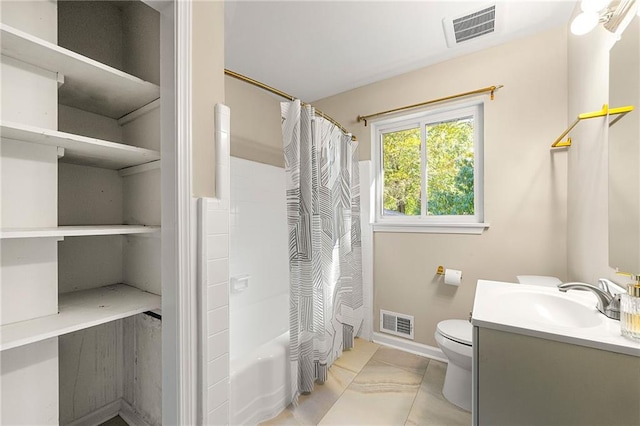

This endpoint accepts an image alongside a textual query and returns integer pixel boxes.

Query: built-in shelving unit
[0,225,160,239]
[0,23,160,118]
[0,284,161,351]
[1,2,164,423]
[1,121,160,169]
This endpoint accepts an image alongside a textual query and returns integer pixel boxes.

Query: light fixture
[571,0,637,36]
[571,11,600,35]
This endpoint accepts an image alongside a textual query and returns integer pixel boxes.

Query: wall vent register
[380,309,414,340]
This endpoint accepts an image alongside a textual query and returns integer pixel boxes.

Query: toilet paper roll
[444,269,463,286]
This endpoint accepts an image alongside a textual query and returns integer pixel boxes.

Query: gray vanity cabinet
[472,326,640,425]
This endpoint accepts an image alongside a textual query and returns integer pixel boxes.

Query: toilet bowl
[434,319,473,411]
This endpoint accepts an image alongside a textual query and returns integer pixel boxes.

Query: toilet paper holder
[436,265,463,286]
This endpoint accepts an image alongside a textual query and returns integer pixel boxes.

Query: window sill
[372,222,490,235]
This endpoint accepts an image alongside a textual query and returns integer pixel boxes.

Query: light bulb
[571,12,600,35]
[581,0,609,13]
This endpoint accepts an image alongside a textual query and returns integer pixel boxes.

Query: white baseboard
[119,399,152,426]
[66,400,122,426]
[372,332,448,363]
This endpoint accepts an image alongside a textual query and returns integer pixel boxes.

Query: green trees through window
[382,128,421,215]
[382,117,475,217]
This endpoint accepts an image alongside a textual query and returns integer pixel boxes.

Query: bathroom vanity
[471,280,640,426]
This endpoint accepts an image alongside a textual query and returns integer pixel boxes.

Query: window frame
[371,101,489,234]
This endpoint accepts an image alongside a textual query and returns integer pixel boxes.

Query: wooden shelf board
[1,121,160,170]
[1,24,160,119]
[0,225,160,239]
[0,284,161,351]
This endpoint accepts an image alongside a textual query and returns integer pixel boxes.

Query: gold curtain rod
[357,85,504,126]
[224,69,356,140]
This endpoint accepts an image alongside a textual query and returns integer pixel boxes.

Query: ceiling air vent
[443,4,500,48]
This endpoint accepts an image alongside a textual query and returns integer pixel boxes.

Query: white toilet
[434,319,473,411]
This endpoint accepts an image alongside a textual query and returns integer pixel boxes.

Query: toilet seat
[437,319,472,346]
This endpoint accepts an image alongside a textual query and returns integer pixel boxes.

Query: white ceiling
[225,1,577,101]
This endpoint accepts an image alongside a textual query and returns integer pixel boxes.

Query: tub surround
[229,156,289,357]
[228,158,288,302]
[228,157,290,424]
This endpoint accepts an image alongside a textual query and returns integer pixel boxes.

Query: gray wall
[225,75,284,168]
[314,27,569,347]
[192,1,225,198]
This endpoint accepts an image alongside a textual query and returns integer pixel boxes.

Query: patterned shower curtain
[281,100,364,400]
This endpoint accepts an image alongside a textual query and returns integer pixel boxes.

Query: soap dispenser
[620,274,640,342]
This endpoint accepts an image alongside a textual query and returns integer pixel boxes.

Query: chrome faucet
[558,281,621,320]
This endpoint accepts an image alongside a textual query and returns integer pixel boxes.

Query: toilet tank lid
[516,275,562,287]
[437,319,472,345]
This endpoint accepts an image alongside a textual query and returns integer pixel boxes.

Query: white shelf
[1,24,160,119]
[1,121,160,170]
[0,284,161,351]
[0,225,160,239]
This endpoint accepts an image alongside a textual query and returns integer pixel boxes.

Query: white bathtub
[229,330,291,425]
[229,294,292,425]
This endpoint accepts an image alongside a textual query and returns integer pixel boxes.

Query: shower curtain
[281,100,364,400]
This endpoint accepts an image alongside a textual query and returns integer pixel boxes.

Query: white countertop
[471,280,640,357]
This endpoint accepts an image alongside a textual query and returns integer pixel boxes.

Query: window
[372,103,487,234]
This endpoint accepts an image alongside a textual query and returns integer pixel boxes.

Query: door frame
[145,0,197,424]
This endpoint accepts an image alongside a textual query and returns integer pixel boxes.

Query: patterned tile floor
[262,339,471,426]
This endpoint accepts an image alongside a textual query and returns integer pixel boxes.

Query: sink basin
[497,291,602,328]
[473,280,640,357]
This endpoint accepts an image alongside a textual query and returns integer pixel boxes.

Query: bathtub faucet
[557,282,620,320]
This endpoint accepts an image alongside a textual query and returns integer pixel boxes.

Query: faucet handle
[597,278,626,295]
[597,278,612,294]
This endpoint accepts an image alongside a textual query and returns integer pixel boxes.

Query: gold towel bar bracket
[551,104,635,148]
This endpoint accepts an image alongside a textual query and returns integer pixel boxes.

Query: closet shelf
[551,104,635,148]
[1,121,160,170]
[0,24,160,119]
[0,225,160,239]
[0,284,161,352]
